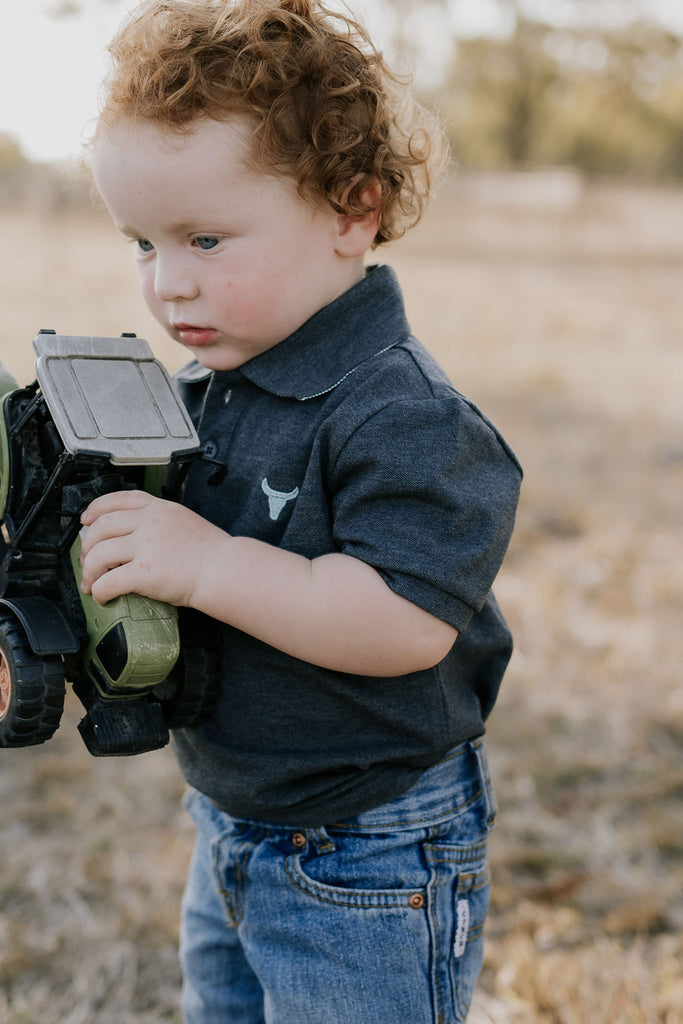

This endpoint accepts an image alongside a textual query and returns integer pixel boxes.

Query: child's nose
[154,256,199,303]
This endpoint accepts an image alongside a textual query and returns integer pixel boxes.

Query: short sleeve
[329,394,522,631]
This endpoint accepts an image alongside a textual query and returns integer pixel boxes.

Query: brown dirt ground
[0,175,681,1023]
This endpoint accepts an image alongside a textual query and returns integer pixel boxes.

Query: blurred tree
[439,14,683,178]
[47,0,80,15]
[0,134,28,173]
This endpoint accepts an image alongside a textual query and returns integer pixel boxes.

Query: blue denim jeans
[180,738,496,1024]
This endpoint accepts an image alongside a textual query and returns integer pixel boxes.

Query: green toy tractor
[0,331,217,756]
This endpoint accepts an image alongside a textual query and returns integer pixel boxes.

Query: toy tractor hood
[33,331,200,465]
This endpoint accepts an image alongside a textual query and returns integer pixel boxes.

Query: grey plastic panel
[33,334,200,465]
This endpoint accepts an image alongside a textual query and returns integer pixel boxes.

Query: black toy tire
[0,612,66,747]
[154,610,221,729]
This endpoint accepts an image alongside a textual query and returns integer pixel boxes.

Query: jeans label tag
[453,898,470,958]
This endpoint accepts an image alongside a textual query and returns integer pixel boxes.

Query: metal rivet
[409,893,425,909]
[292,832,306,849]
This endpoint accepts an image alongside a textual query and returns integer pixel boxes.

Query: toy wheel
[155,609,221,728]
[0,612,66,747]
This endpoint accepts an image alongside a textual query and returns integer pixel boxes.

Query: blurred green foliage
[0,135,27,172]
[438,18,683,178]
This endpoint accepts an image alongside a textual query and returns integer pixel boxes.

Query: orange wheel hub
[0,649,11,721]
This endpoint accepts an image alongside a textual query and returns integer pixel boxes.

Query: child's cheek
[219,282,263,331]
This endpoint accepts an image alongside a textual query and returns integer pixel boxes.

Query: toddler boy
[81,1,522,1021]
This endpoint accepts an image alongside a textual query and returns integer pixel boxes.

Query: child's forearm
[79,491,456,676]
[191,535,457,676]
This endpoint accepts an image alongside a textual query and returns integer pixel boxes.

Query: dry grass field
[0,172,682,1023]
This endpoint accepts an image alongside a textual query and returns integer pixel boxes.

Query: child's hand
[79,490,227,607]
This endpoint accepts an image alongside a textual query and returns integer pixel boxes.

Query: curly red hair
[95,0,449,246]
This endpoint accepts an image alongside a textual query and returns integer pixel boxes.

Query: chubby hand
[79,490,228,607]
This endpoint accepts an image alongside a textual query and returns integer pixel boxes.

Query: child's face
[93,117,363,371]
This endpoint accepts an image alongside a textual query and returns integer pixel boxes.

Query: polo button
[203,441,218,459]
[223,388,232,404]
[292,832,306,849]
[409,893,425,909]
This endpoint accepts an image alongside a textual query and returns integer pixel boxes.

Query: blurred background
[1,1,682,1022]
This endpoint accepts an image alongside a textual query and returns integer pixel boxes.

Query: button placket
[198,375,244,455]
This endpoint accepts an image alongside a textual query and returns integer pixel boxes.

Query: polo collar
[176,264,411,401]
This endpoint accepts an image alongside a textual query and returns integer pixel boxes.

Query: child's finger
[80,536,133,591]
[81,489,152,525]
[78,512,137,559]
[88,562,136,606]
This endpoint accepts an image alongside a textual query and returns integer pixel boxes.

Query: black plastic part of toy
[95,622,129,683]
[76,696,170,756]
[0,610,66,747]
[0,596,80,656]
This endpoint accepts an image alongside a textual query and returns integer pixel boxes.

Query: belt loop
[308,826,336,855]
[470,738,497,831]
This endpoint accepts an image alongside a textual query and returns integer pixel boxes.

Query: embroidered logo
[261,478,300,521]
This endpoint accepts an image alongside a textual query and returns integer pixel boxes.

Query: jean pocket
[423,839,490,1023]
[286,828,431,910]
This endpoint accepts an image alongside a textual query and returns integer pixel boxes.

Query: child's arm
[79,490,457,676]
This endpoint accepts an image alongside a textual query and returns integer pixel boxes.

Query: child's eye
[137,238,155,254]
[194,236,220,251]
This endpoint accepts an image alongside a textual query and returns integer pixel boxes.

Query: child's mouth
[174,324,219,347]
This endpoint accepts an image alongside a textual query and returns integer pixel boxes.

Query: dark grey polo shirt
[172,264,522,826]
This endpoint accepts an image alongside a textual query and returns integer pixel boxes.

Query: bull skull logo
[261,478,300,521]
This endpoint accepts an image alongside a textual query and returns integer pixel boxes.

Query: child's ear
[334,179,381,257]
